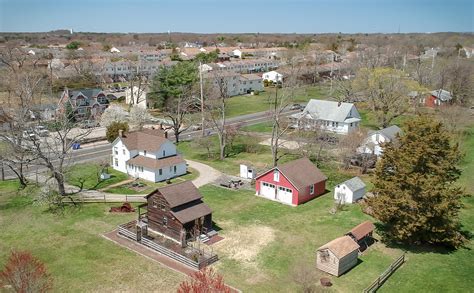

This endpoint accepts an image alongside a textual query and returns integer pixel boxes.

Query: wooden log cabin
[141,181,213,247]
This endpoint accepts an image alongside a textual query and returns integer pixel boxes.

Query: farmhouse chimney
[164,131,168,139]
[338,101,342,107]
[118,130,124,137]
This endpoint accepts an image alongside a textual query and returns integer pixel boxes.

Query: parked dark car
[289,103,304,111]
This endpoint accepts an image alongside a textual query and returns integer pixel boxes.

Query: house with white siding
[111,128,187,182]
[359,125,401,156]
[262,70,283,83]
[334,177,366,204]
[290,99,361,135]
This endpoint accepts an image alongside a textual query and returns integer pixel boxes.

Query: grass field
[226,84,330,117]
[0,184,183,292]
[104,168,200,194]
[66,163,129,190]
[1,122,472,292]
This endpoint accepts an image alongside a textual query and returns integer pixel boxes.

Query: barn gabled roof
[256,157,327,191]
[318,236,359,259]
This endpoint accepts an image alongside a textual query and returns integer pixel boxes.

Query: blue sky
[0,0,472,33]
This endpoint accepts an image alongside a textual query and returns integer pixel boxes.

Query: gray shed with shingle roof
[334,177,366,204]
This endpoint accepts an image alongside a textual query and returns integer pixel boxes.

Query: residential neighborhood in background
[0,1,473,292]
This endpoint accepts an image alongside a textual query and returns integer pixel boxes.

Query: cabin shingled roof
[346,221,375,241]
[318,236,360,259]
[146,181,203,208]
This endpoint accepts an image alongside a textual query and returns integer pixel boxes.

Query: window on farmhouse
[159,169,162,176]
[152,199,158,208]
[114,158,118,166]
[310,185,314,195]
[163,216,168,226]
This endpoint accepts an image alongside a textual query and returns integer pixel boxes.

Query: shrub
[66,41,81,50]
[106,121,129,143]
[0,250,53,293]
[177,267,230,293]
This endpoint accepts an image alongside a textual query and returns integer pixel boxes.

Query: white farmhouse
[334,177,366,204]
[125,86,147,109]
[359,125,401,156]
[262,70,283,83]
[111,128,187,182]
[291,99,361,135]
[232,49,242,58]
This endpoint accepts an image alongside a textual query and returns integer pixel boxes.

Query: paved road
[2,108,300,180]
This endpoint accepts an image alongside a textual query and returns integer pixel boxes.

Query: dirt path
[29,159,223,202]
[186,160,222,188]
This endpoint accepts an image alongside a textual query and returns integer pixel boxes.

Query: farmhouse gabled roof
[318,236,359,259]
[347,221,375,241]
[338,177,366,192]
[299,99,360,123]
[126,155,185,170]
[377,125,402,141]
[147,181,203,208]
[257,157,327,191]
[120,129,168,152]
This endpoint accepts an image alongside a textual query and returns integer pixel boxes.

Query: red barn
[255,157,327,206]
[424,89,452,107]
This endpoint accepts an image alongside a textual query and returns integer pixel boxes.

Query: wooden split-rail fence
[363,253,406,293]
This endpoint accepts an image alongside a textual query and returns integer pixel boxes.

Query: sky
[0,0,472,34]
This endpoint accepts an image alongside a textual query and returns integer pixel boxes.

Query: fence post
[104,193,106,203]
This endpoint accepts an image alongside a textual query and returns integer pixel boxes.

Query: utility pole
[199,62,205,137]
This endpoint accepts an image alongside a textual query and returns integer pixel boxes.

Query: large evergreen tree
[367,116,467,248]
[148,61,198,109]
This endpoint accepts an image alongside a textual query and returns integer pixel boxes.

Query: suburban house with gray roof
[57,88,110,121]
[290,99,361,134]
[111,128,187,182]
[334,177,366,204]
[359,125,402,156]
[255,157,327,206]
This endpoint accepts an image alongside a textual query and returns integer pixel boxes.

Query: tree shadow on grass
[374,222,472,255]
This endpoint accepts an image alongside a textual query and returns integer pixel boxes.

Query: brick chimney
[118,129,124,138]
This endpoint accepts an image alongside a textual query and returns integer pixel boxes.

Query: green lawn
[0,189,183,292]
[241,121,274,133]
[226,84,330,118]
[200,185,389,292]
[105,168,200,195]
[66,163,129,190]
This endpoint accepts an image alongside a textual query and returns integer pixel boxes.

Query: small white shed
[240,164,256,179]
[334,177,366,204]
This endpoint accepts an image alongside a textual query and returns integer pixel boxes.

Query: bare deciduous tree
[353,67,423,128]
[206,73,229,160]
